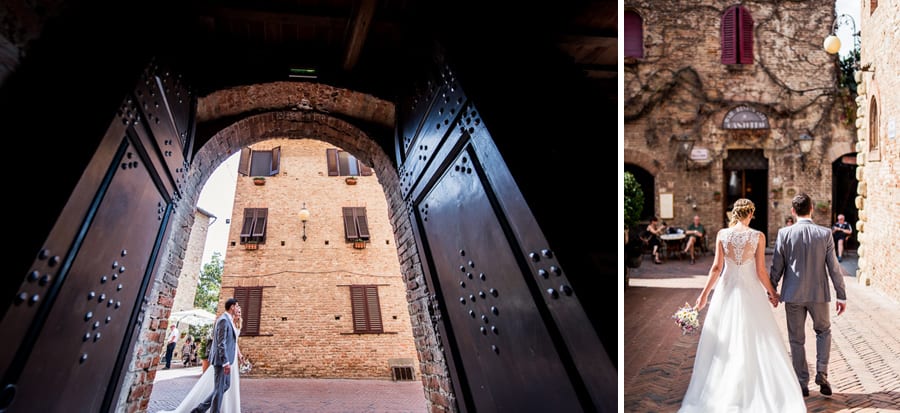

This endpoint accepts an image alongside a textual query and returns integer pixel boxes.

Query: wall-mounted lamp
[823,14,858,55]
[795,133,814,154]
[299,203,311,241]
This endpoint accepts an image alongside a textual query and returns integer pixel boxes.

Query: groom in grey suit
[770,193,848,398]
[192,298,239,413]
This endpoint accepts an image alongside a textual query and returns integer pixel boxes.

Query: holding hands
[767,290,780,307]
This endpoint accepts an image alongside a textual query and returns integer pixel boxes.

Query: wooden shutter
[326,148,339,176]
[251,208,268,242]
[738,7,753,64]
[721,7,737,64]
[343,207,359,239]
[238,147,252,176]
[270,146,281,176]
[233,287,263,336]
[358,160,374,176]
[350,285,382,333]
[624,11,644,58]
[355,207,370,240]
[240,208,256,243]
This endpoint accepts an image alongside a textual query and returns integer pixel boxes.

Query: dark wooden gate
[0,62,194,412]
[397,59,616,412]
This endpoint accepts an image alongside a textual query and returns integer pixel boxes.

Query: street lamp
[823,14,860,57]
[299,203,311,241]
[795,133,814,169]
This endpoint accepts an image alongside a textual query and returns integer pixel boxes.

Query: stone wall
[853,0,900,301]
[624,0,857,242]
[171,209,213,314]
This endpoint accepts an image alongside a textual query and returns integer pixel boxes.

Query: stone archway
[121,109,454,412]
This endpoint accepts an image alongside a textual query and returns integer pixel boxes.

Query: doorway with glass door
[723,149,768,234]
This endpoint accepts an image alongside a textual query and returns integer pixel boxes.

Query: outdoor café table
[660,233,686,261]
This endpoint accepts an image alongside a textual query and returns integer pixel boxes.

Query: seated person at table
[683,215,706,264]
[640,217,665,264]
[832,214,852,262]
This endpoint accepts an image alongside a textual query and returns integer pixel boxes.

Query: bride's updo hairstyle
[729,198,756,227]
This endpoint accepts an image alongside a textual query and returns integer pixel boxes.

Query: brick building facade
[218,138,419,379]
[853,0,900,301]
[171,208,215,314]
[624,1,857,245]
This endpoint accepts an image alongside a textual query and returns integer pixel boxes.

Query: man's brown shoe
[815,372,832,396]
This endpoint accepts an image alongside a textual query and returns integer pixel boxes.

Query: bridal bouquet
[672,303,700,335]
[239,356,253,374]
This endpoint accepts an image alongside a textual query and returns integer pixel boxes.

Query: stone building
[171,207,215,314]
[624,1,857,245]
[218,138,419,380]
[852,0,900,301]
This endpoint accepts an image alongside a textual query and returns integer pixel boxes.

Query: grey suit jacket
[770,219,848,303]
[208,313,236,367]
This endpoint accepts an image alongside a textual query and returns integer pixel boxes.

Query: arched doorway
[832,153,859,249]
[723,149,768,233]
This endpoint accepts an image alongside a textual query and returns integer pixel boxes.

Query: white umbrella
[170,308,217,327]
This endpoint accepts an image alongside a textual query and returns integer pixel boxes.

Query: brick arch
[624,148,661,176]
[196,82,396,128]
[125,110,454,412]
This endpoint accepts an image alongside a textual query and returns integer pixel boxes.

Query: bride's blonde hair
[728,198,755,227]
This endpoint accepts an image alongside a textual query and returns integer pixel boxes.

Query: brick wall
[854,0,900,302]
[120,103,456,412]
[219,138,419,379]
[624,1,857,242]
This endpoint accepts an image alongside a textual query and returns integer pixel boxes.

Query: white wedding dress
[678,228,806,412]
[159,329,242,413]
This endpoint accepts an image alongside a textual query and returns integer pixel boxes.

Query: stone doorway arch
[118,107,454,411]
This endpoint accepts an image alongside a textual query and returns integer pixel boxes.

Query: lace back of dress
[722,228,759,265]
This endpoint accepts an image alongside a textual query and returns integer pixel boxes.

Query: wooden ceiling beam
[342,0,378,71]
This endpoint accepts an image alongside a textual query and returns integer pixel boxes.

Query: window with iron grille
[342,207,370,241]
[233,286,263,336]
[721,6,753,65]
[326,148,374,177]
[350,285,383,333]
[238,146,281,177]
[239,208,268,244]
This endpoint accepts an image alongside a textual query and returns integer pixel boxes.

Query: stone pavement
[147,366,428,412]
[624,251,900,412]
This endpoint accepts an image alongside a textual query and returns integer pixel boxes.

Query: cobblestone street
[625,252,900,412]
[147,367,428,413]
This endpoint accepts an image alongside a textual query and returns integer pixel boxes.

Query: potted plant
[815,201,829,213]
[713,191,722,202]
[198,335,211,373]
[252,176,266,186]
[345,176,358,185]
[352,238,367,249]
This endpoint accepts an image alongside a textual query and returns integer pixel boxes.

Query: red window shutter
[355,207,370,240]
[244,287,263,336]
[738,7,754,64]
[364,286,383,332]
[358,160,374,176]
[238,147,252,176]
[721,7,737,64]
[252,208,268,242]
[326,148,339,176]
[270,146,281,176]
[350,286,369,332]
[343,207,359,240]
[240,208,255,243]
[624,11,644,58]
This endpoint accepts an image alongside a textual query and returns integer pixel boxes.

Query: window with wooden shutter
[239,208,268,244]
[342,207,369,241]
[326,148,339,176]
[350,285,383,333]
[327,149,372,176]
[869,97,880,161]
[721,6,753,65]
[624,11,644,59]
[233,286,263,336]
[238,147,252,176]
[270,146,281,175]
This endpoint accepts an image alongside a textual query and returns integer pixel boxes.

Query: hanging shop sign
[722,105,770,129]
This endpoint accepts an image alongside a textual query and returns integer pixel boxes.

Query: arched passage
[120,109,454,410]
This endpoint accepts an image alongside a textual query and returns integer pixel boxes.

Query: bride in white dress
[159,308,244,413]
[678,199,806,412]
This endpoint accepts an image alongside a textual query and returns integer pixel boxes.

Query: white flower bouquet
[672,303,700,335]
